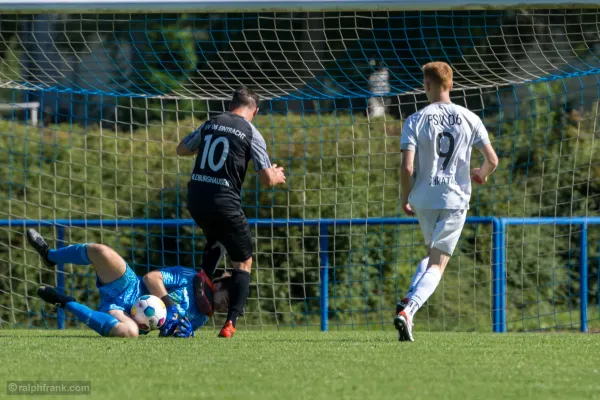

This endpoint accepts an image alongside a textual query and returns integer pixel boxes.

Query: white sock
[405,256,430,298]
[404,267,442,318]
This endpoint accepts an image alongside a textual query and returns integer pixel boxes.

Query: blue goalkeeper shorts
[96,265,144,314]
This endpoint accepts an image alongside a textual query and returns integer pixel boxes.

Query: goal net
[1,4,599,332]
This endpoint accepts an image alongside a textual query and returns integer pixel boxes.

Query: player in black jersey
[176,87,286,338]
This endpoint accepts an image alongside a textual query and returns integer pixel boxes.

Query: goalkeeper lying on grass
[26,228,231,338]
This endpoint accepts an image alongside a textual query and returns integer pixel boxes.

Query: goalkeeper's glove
[159,305,180,337]
[173,317,194,338]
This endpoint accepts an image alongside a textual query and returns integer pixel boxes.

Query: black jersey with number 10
[184,112,271,208]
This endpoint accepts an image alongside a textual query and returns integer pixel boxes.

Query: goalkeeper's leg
[37,286,138,337]
[27,228,128,285]
[28,229,140,337]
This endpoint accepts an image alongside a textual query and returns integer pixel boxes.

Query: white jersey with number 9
[401,102,490,210]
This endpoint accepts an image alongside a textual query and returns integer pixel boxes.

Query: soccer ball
[130,295,167,332]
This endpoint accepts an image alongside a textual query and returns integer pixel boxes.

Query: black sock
[227,269,251,327]
[201,241,225,278]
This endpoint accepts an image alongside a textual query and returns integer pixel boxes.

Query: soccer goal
[1,0,599,333]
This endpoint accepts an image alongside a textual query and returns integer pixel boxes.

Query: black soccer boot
[37,286,75,309]
[26,228,56,267]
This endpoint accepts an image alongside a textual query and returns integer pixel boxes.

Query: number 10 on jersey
[200,134,230,172]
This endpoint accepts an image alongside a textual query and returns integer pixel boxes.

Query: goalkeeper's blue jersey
[97,265,209,330]
[158,266,210,330]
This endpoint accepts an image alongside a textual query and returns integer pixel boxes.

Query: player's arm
[400,150,416,216]
[143,269,194,338]
[400,117,417,216]
[176,141,196,156]
[143,270,173,307]
[471,144,498,184]
[176,124,205,157]
[471,119,498,184]
[258,164,286,186]
[251,127,286,186]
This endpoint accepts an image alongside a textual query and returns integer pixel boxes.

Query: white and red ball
[131,295,167,332]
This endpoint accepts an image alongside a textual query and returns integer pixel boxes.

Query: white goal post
[0,0,600,13]
[0,102,39,126]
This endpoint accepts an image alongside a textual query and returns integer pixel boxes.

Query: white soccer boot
[393,310,414,342]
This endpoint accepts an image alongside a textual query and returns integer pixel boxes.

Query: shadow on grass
[237,337,395,343]
[0,332,105,338]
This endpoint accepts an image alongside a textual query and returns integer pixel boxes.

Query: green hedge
[1,104,599,331]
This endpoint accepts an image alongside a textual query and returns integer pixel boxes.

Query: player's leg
[396,210,436,315]
[105,310,140,337]
[217,213,254,338]
[94,265,145,337]
[37,286,124,337]
[188,203,253,338]
[188,205,227,279]
[30,229,139,337]
[218,257,252,337]
[396,209,466,342]
[38,286,138,337]
[406,209,466,316]
[200,239,226,279]
[404,247,451,317]
[85,243,128,285]
[27,228,126,285]
[396,247,450,342]
[38,274,141,338]
[397,256,430,313]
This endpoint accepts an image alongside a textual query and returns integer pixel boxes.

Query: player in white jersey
[395,62,498,341]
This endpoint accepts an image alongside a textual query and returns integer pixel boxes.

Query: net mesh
[0,8,599,332]
[2,10,600,98]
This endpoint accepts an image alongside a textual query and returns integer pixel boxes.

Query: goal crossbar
[1,0,600,13]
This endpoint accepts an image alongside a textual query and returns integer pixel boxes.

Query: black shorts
[188,203,253,262]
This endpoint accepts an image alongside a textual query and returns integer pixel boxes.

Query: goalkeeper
[26,228,230,338]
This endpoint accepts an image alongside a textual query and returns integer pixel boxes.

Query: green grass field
[1,330,599,400]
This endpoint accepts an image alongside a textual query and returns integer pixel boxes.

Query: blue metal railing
[2,216,598,332]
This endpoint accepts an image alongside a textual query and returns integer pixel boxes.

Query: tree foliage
[1,88,598,331]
